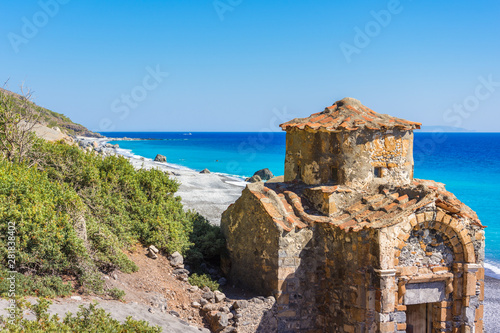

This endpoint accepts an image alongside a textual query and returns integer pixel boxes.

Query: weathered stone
[206,311,229,332]
[202,303,219,312]
[172,268,189,275]
[169,251,184,267]
[154,154,167,162]
[200,168,211,174]
[202,290,214,301]
[404,282,446,305]
[232,300,248,310]
[148,248,158,259]
[214,291,226,303]
[245,175,262,183]
[253,168,274,181]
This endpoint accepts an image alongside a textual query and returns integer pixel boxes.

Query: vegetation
[1,299,162,332]
[0,87,41,165]
[188,273,220,291]
[0,87,227,330]
[0,87,101,137]
[108,288,126,301]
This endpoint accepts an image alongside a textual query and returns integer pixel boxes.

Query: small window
[331,167,339,183]
[374,167,382,178]
[296,165,301,180]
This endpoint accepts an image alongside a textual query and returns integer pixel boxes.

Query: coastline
[76,136,246,225]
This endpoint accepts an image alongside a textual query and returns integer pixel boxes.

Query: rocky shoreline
[75,136,246,225]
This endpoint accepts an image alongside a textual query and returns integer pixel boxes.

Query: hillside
[0,87,102,138]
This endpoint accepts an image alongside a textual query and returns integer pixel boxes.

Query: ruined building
[221,98,485,332]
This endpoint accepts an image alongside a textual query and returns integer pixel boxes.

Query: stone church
[221,98,485,332]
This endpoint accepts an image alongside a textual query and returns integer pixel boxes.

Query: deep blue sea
[103,132,500,277]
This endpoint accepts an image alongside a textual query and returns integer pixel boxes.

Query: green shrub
[108,287,126,301]
[188,273,220,291]
[0,269,72,298]
[185,212,226,269]
[0,299,162,332]
[0,138,225,297]
[0,160,95,295]
[35,141,195,256]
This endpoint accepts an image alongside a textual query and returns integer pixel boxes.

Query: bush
[0,299,162,332]
[188,273,220,291]
[0,160,96,295]
[0,139,225,297]
[108,287,126,301]
[35,141,194,257]
[0,270,72,298]
[185,212,226,269]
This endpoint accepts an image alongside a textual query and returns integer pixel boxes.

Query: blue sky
[1,0,499,132]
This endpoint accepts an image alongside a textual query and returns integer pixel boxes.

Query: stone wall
[284,128,414,189]
[221,185,485,332]
[221,187,282,295]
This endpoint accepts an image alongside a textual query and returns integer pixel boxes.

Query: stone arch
[394,210,475,266]
[389,210,480,332]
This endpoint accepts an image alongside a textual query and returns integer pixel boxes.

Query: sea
[102,132,500,278]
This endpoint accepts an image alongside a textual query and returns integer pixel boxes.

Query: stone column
[375,269,397,332]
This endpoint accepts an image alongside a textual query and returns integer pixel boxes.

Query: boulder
[200,169,211,174]
[207,311,228,332]
[202,290,215,301]
[232,300,248,310]
[169,251,184,267]
[148,246,158,259]
[245,175,262,183]
[253,168,274,181]
[154,154,167,162]
[214,291,226,303]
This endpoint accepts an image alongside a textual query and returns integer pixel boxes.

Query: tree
[0,83,42,166]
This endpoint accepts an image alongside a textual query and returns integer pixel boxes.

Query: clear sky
[1,0,499,132]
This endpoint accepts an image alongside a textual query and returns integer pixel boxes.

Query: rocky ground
[1,246,278,332]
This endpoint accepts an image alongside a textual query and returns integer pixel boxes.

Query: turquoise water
[104,132,500,276]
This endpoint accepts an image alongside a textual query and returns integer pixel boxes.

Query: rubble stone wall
[221,188,282,295]
[284,128,414,189]
[222,190,485,332]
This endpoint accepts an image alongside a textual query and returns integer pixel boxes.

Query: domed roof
[280,97,421,132]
